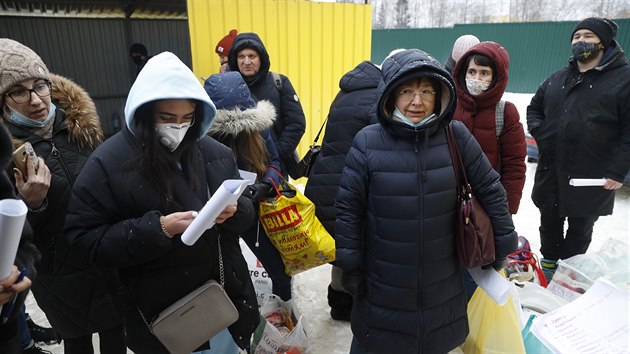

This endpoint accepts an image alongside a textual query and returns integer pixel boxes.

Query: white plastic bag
[250,295,309,354]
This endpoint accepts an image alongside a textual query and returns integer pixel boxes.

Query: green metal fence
[372,19,630,93]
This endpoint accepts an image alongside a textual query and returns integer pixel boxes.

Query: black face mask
[132,56,144,65]
[572,41,601,62]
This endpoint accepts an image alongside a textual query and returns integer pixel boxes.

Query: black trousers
[63,325,126,354]
[539,206,599,260]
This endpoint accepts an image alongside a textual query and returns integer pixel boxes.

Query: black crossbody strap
[312,117,328,144]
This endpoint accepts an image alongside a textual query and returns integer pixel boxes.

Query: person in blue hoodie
[202,71,282,354]
[64,52,259,353]
[335,49,517,354]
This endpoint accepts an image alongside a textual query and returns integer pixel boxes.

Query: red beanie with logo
[215,29,238,56]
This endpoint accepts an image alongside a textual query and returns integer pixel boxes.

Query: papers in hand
[569,178,606,187]
[468,266,512,305]
[531,278,629,354]
[0,199,28,279]
[180,170,256,246]
[0,198,28,316]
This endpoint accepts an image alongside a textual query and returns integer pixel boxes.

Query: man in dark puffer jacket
[227,32,306,180]
[335,49,517,354]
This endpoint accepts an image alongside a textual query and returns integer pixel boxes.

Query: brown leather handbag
[446,124,495,268]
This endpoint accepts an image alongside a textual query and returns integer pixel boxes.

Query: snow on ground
[27,93,629,353]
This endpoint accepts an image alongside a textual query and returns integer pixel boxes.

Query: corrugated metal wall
[187,0,372,160]
[372,19,630,93]
[0,17,191,136]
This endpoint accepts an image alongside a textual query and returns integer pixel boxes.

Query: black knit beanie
[571,17,618,47]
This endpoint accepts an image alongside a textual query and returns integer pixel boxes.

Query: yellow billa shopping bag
[259,181,335,275]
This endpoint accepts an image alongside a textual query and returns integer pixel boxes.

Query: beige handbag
[138,237,239,354]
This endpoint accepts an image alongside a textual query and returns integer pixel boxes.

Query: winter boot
[540,258,558,284]
[22,340,53,354]
[328,285,352,321]
[26,317,59,344]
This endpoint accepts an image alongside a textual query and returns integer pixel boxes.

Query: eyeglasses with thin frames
[398,88,436,102]
[5,81,52,104]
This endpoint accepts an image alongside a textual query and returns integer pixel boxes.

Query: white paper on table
[531,277,629,354]
[569,178,606,187]
[0,199,28,280]
[468,266,512,305]
[180,170,256,246]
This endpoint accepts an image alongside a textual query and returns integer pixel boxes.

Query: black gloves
[482,257,508,272]
[247,182,274,203]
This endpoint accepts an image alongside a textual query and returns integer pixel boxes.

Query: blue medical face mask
[9,103,56,128]
[393,107,437,128]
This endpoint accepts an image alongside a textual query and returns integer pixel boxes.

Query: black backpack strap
[271,71,283,92]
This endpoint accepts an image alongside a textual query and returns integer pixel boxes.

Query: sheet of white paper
[531,278,629,354]
[180,170,256,246]
[569,178,606,187]
[468,266,512,305]
[0,199,28,279]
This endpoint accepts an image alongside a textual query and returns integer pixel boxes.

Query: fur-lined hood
[207,100,276,137]
[50,74,103,149]
[5,73,103,150]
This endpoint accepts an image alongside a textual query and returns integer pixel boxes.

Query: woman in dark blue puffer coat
[335,49,518,354]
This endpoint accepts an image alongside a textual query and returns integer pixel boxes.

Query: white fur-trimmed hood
[208,100,276,137]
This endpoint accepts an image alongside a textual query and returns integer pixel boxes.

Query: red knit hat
[215,29,238,56]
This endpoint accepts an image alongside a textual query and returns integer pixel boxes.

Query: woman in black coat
[304,60,381,321]
[64,52,259,353]
[335,49,517,354]
[0,38,124,353]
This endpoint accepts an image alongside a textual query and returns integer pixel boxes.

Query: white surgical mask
[155,122,192,152]
[465,78,491,96]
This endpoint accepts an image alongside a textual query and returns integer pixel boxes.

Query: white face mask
[155,122,192,152]
[465,78,491,96]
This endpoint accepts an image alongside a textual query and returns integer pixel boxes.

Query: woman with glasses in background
[334,49,517,354]
[0,38,125,354]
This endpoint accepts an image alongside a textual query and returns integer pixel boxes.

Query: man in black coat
[304,60,381,321]
[227,32,306,178]
[527,17,630,282]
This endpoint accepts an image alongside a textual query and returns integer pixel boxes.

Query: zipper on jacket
[49,140,75,185]
[414,129,420,153]
[417,137,425,352]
